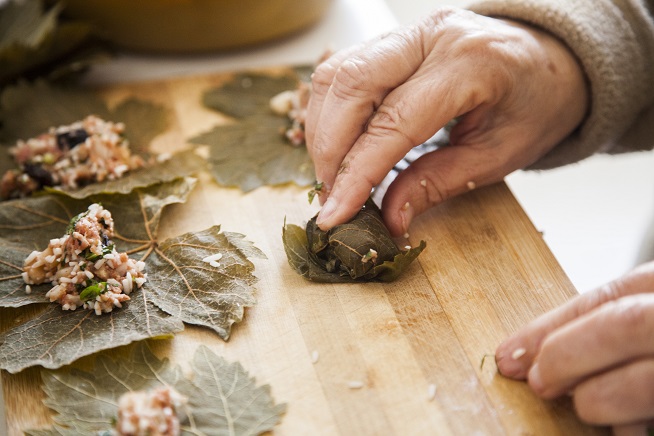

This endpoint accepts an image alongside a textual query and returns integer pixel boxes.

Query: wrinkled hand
[496,261,654,434]
[306,7,588,236]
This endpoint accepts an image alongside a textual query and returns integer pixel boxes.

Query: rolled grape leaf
[0,177,266,372]
[189,68,315,192]
[26,342,285,435]
[283,199,426,283]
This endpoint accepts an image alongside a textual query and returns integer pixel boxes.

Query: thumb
[381,143,509,237]
[495,261,654,380]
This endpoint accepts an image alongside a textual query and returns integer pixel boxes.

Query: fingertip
[316,196,337,230]
[527,363,551,398]
[494,339,532,380]
[381,197,414,237]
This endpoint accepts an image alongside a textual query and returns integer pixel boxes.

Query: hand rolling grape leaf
[0,178,266,373]
[0,80,205,198]
[189,68,315,192]
[283,199,426,282]
[25,342,285,435]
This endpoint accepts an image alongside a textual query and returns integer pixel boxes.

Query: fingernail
[528,362,544,392]
[400,201,414,236]
[317,197,337,228]
[495,345,528,379]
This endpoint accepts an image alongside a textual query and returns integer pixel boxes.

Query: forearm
[470,0,654,168]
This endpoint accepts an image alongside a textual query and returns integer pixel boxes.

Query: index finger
[496,261,654,379]
[307,23,429,197]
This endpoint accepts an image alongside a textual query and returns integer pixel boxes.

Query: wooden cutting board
[1,69,609,435]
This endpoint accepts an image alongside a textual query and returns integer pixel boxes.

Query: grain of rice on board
[22,203,147,315]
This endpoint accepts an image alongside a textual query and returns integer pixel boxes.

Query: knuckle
[419,174,450,206]
[611,298,649,332]
[331,58,373,100]
[311,62,337,93]
[368,104,406,134]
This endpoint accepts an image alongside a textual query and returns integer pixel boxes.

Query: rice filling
[22,203,147,315]
[1,115,145,200]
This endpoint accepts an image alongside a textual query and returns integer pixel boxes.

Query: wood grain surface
[0,69,609,435]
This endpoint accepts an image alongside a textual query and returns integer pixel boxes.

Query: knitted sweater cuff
[469,0,654,168]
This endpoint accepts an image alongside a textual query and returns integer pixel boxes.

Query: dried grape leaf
[47,149,206,199]
[202,72,300,119]
[147,228,265,340]
[283,199,426,283]
[190,118,314,192]
[176,345,286,435]
[0,80,110,143]
[0,177,266,372]
[111,97,171,157]
[0,80,169,147]
[0,80,186,198]
[0,0,58,51]
[190,68,315,191]
[0,0,93,85]
[27,342,285,435]
[0,289,184,374]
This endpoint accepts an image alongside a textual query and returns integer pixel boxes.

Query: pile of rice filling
[1,115,145,200]
[116,386,187,436]
[22,203,146,315]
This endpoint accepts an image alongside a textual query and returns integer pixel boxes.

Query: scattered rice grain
[511,348,526,360]
[347,381,364,389]
[427,384,437,401]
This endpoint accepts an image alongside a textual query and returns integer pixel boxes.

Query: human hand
[306,7,588,236]
[495,261,654,434]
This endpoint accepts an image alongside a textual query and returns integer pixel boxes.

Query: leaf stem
[0,274,23,282]
[0,259,23,271]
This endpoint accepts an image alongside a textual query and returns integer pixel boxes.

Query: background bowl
[61,0,332,53]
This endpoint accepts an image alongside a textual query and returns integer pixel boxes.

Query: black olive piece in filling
[23,163,55,188]
[56,128,89,150]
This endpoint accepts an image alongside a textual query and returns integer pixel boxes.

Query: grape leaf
[26,342,285,435]
[0,0,94,86]
[190,118,314,192]
[282,200,426,282]
[47,149,207,199]
[0,177,266,372]
[0,80,206,199]
[0,80,169,147]
[202,72,299,119]
[147,228,265,339]
[189,69,315,192]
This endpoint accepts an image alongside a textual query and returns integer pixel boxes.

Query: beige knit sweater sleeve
[469,0,654,169]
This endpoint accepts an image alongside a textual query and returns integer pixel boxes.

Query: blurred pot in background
[60,0,332,53]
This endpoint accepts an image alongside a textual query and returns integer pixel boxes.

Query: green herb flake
[84,244,114,261]
[307,182,323,204]
[65,209,88,235]
[79,281,107,302]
